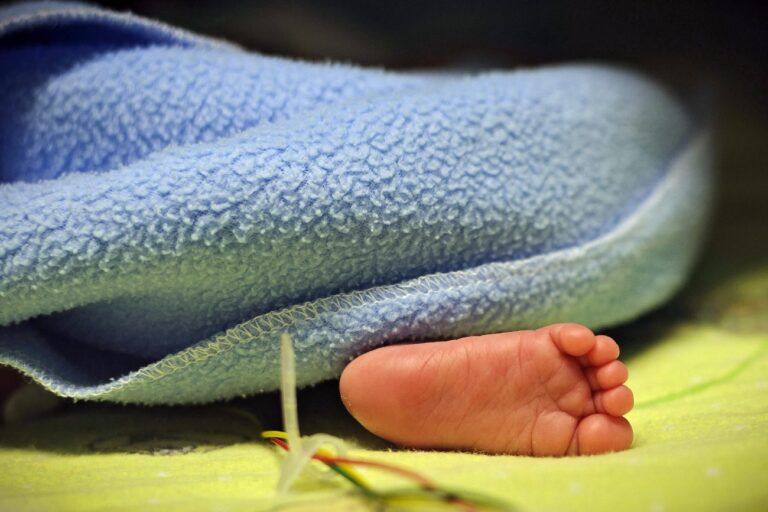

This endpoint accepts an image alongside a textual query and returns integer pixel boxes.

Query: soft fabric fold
[0,1,712,404]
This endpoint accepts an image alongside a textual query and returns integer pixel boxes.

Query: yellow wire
[261,430,288,440]
[227,413,373,493]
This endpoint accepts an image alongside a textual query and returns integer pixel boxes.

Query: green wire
[324,463,382,500]
[377,487,516,511]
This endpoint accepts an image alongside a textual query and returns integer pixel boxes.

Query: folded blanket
[0,1,712,404]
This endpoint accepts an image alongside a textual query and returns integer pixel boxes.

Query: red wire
[268,437,435,489]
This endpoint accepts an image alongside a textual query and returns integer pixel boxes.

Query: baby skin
[339,323,633,456]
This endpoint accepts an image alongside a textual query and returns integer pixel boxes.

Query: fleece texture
[0,2,712,404]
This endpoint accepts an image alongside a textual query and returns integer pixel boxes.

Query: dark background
[87,1,766,102]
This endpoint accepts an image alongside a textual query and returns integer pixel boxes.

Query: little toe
[595,386,634,416]
[550,323,595,357]
[584,335,620,366]
[571,414,633,455]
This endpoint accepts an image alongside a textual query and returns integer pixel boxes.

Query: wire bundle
[252,334,512,511]
[261,429,512,511]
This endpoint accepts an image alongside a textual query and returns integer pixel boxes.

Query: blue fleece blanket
[0,2,711,404]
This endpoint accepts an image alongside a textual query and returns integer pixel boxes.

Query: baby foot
[339,324,633,456]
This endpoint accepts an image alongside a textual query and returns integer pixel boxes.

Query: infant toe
[595,385,634,416]
[594,360,629,389]
[585,335,620,366]
[550,323,596,357]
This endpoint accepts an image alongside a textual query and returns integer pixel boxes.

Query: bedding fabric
[0,1,711,404]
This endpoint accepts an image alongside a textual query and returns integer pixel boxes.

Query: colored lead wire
[262,430,502,511]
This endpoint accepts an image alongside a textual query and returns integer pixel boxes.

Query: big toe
[572,414,633,455]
